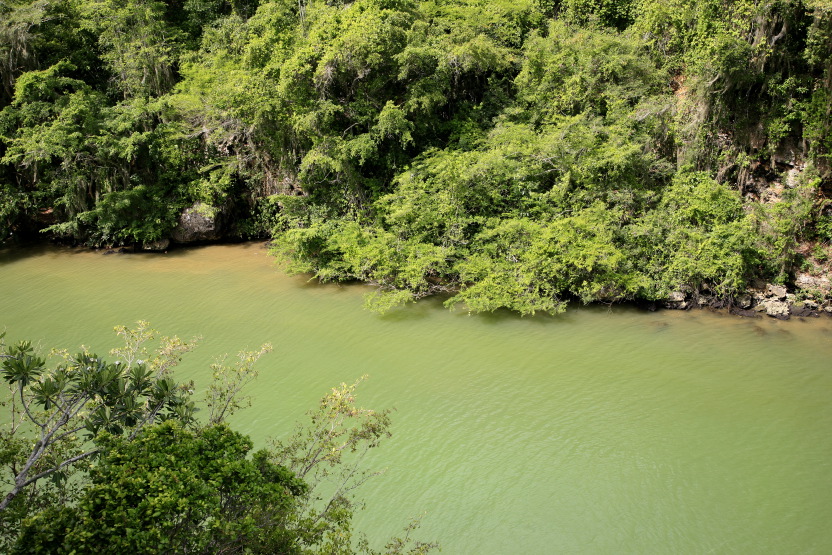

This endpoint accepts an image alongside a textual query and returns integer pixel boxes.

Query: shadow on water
[148,241,272,259]
[751,325,768,336]
[649,320,670,331]
[1,240,276,266]
[0,243,94,265]
[0,243,152,265]
[378,296,446,322]
[450,302,587,327]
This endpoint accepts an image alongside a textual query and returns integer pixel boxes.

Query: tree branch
[18,382,41,428]
[19,448,100,490]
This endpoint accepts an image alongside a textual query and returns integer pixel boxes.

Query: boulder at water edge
[171,202,223,243]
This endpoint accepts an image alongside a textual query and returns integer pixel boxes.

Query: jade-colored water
[2,243,832,553]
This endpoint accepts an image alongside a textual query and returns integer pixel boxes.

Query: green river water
[2,242,832,553]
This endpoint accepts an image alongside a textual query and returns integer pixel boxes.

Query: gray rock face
[736,294,753,309]
[171,203,223,243]
[142,238,170,251]
[763,299,791,319]
[803,299,819,310]
[765,284,788,300]
[795,273,832,294]
[667,291,686,302]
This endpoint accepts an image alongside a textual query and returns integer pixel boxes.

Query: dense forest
[1,0,831,314]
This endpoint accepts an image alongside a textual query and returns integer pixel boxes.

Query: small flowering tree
[1,325,438,553]
[0,322,197,513]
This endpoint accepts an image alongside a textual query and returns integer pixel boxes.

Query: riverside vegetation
[0,322,438,553]
[1,0,831,315]
[3,2,831,549]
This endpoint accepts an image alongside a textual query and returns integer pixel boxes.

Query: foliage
[206,343,273,425]
[79,0,185,98]
[268,376,438,554]
[269,377,390,551]
[1,325,437,553]
[628,171,759,298]
[752,177,819,282]
[1,0,831,308]
[448,205,636,314]
[0,322,197,545]
[14,421,306,554]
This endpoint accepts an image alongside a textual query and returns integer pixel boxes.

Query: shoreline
[4,237,830,322]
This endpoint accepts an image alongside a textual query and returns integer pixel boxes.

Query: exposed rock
[803,299,819,310]
[791,303,818,318]
[795,273,832,294]
[736,294,753,309]
[763,299,791,319]
[171,203,223,243]
[751,290,768,304]
[729,307,760,318]
[667,291,686,302]
[765,284,787,300]
[142,238,170,251]
[784,167,801,188]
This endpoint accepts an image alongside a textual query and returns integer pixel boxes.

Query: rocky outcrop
[736,294,752,309]
[662,280,832,320]
[765,283,787,299]
[142,238,170,251]
[664,290,689,309]
[171,203,223,243]
[794,272,832,295]
[761,299,791,319]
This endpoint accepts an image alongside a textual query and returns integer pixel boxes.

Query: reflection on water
[2,243,832,553]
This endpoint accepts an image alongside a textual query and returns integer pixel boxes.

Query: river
[2,242,831,553]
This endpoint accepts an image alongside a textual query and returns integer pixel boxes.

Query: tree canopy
[1,0,831,314]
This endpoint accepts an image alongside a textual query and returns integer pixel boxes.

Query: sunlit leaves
[0,323,198,518]
[16,421,305,554]
[1,341,44,386]
[449,204,633,314]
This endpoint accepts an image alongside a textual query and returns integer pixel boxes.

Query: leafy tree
[0,0,50,106]
[0,0,99,108]
[206,343,272,425]
[538,0,637,30]
[626,170,759,299]
[0,322,197,541]
[2,325,437,553]
[448,204,637,315]
[269,377,437,554]
[14,421,307,554]
[80,0,186,99]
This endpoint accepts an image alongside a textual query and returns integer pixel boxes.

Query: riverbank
[5,236,832,322]
[659,280,832,321]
